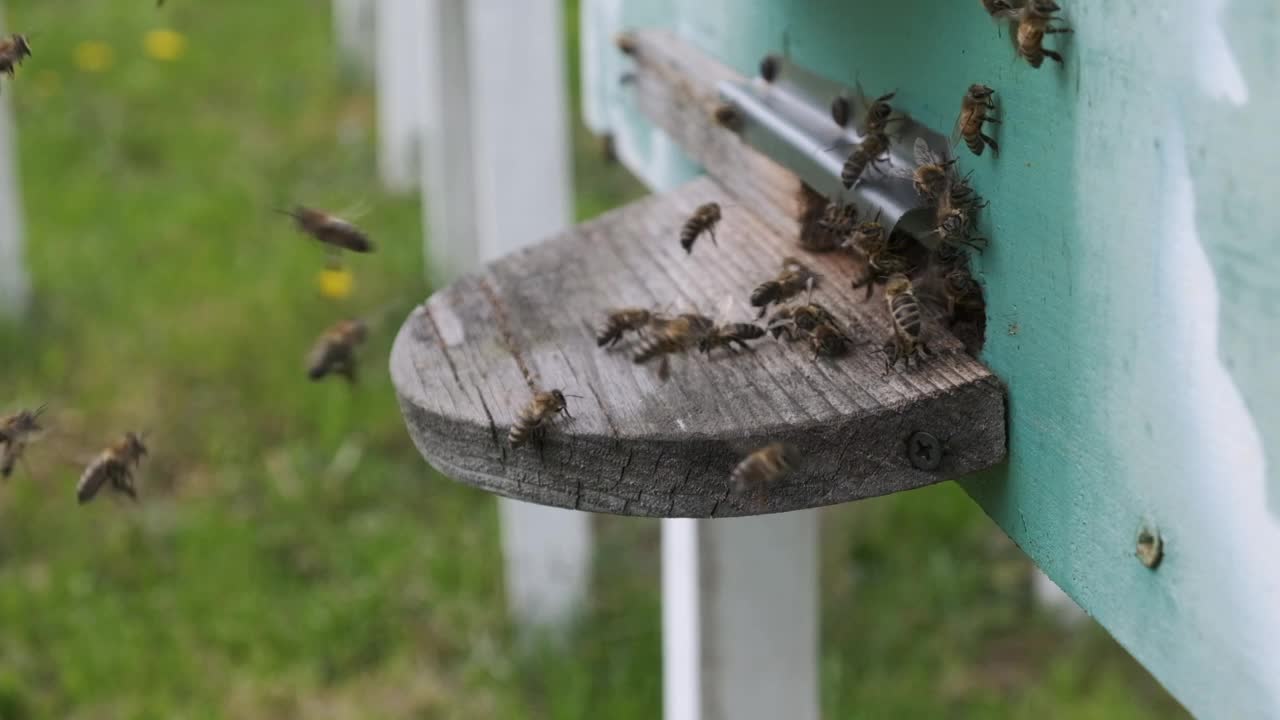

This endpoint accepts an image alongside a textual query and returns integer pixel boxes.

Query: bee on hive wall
[955,84,1000,157]
[1002,0,1072,68]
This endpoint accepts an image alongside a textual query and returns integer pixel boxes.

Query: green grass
[0,1,1183,718]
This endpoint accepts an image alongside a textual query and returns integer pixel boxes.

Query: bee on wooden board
[847,212,913,300]
[509,389,577,448]
[307,318,368,382]
[698,322,766,355]
[77,432,148,504]
[597,307,668,348]
[750,257,820,319]
[680,202,722,254]
[809,321,854,360]
[954,84,1000,157]
[633,313,716,381]
[818,201,858,238]
[997,0,1072,68]
[767,299,838,342]
[278,206,375,254]
[0,34,32,90]
[730,442,791,496]
[0,404,45,479]
[883,274,931,372]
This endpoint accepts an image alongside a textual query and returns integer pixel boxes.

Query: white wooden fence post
[418,0,591,631]
[375,0,428,193]
[331,0,376,77]
[0,13,28,319]
[663,514,821,720]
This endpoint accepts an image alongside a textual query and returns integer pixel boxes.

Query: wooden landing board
[391,175,1006,518]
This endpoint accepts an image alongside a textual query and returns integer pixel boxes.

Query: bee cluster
[0,18,388,505]
[590,1,1071,502]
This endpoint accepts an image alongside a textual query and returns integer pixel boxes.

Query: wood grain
[392,172,1006,517]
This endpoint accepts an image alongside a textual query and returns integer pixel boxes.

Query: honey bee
[77,432,148,504]
[955,84,1000,157]
[840,131,892,189]
[847,214,913,300]
[730,442,790,496]
[0,34,32,89]
[0,404,44,479]
[798,191,855,252]
[982,0,1016,16]
[818,201,858,237]
[767,301,838,341]
[1009,0,1072,68]
[943,266,984,324]
[810,322,854,359]
[698,323,766,355]
[750,257,820,318]
[859,86,898,135]
[508,389,574,448]
[713,104,743,132]
[278,206,375,254]
[830,95,852,128]
[307,319,368,382]
[883,274,930,371]
[615,32,639,56]
[597,307,666,348]
[899,137,956,202]
[633,313,716,380]
[759,55,781,83]
[680,202,722,254]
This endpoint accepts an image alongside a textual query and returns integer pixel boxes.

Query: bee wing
[914,137,946,168]
[714,294,743,325]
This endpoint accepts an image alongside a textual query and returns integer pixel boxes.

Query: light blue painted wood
[584,1,1280,716]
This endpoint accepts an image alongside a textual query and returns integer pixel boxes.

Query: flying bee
[883,274,930,371]
[954,84,1000,157]
[698,322,766,355]
[1009,0,1072,68]
[77,432,148,504]
[278,206,375,254]
[307,318,368,382]
[847,213,913,300]
[0,34,32,89]
[509,389,575,448]
[730,442,791,496]
[680,202,722,254]
[810,321,854,359]
[597,307,667,348]
[840,131,892,190]
[0,404,45,479]
[942,266,984,324]
[750,257,820,318]
[633,313,716,380]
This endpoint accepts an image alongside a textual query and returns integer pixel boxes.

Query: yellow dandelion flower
[144,29,187,62]
[73,41,115,73]
[318,266,355,300]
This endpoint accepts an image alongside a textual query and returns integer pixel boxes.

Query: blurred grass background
[0,1,1186,718]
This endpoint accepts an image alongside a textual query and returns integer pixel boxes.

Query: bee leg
[755,305,768,320]
[1045,25,1073,33]
[709,228,718,246]
[1043,49,1065,64]
[657,356,671,382]
[981,134,1000,156]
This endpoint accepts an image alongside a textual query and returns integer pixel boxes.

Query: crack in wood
[422,304,463,388]
[473,384,505,463]
[478,275,537,391]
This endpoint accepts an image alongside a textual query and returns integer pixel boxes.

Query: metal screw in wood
[907,431,943,471]
[1136,526,1164,569]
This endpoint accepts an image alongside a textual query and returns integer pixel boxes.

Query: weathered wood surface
[392,172,1006,517]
